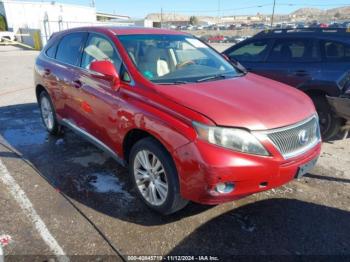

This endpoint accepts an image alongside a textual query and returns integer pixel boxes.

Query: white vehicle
[0,31,16,42]
[236,36,251,42]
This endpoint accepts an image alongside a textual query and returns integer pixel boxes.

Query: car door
[262,38,320,87]
[40,40,65,115]
[224,39,272,74]
[54,32,88,126]
[74,32,125,150]
[318,39,350,96]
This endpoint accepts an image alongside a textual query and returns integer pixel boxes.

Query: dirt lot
[0,45,349,261]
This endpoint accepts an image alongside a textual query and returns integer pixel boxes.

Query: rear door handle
[43,69,51,76]
[72,80,82,89]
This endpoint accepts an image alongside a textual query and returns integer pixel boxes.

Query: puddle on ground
[3,126,48,146]
[71,152,109,167]
[71,171,134,201]
[89,171,132,196]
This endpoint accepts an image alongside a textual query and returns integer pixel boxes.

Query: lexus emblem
[298,130,309,145]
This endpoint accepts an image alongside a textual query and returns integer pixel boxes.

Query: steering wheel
[176,60,195,69]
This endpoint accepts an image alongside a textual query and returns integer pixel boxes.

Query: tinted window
[56,33,86,66]
[322,40,350,62]
[267,39,318,62]
[227,40,270,62]
[81,34,122,71]
[45,42,58,58]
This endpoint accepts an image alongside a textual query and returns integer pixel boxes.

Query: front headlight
[193,122,269,156]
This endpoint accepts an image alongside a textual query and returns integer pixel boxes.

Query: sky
[28,0,350,18]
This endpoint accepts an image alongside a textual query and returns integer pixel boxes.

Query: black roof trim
[255,28,350,37]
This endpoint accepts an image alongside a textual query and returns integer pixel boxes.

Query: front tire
[129,137,188,215]
[39,91,62,136]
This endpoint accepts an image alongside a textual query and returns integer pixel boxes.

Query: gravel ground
[0,45,349,260]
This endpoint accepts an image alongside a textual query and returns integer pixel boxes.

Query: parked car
[207,35,227,43]
[319,23,329,28]
[35,27,321,214]
[0,31,16,42]
[223,28,350,140]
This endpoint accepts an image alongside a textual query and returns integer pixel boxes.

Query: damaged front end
[327,71,350,138]
[327,76,350,138]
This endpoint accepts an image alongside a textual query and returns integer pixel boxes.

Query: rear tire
[129,137,188,215]
[312,95,342,141]
[39,91,63,136]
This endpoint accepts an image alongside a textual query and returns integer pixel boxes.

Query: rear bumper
[327,95,350,121]
[173,140,321,205]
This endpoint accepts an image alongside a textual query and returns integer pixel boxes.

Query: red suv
[35,27,321,214]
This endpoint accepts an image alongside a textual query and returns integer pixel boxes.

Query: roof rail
[256,27,350,37]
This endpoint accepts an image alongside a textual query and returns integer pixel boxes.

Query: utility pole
[217,0,221,24]
[271,0,276,27]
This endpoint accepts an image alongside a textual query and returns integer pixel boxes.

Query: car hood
[155,73,316,130]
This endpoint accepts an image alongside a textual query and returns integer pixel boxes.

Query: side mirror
[89,60,120,90]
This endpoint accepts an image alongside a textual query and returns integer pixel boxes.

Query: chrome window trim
[42,30,135,87]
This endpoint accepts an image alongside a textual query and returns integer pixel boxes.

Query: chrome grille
[265,116,320,159]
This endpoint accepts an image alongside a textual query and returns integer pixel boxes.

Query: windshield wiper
[157,81,189,85]
[196,74,226,83]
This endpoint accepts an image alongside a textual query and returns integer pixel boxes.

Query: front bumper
[173,140,321,205]
[327,95,350,121]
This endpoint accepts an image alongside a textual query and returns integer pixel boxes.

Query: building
[0,0,133,47]
[96,12,130,21]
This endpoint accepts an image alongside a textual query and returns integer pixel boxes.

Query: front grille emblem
[298,130,309,145]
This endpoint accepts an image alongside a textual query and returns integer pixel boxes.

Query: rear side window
[56,33,86,66]
[267,39,319,62]
[227,40,270,62]
[45,42,58,58]
[322,40,350,62]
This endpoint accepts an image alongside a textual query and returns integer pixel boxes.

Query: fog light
[215,182,235,194]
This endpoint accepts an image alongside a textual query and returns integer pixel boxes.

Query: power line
[162,4,272,14]
[161,3,350,15]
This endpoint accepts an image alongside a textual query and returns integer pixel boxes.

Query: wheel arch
[303,88,328,99]
[122,128,172,164]
[35,84,48,102]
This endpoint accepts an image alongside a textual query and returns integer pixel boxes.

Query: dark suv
[223,28,350,140]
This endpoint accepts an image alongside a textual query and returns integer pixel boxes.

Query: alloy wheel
[133,150,168,206]
[40,96,54,131]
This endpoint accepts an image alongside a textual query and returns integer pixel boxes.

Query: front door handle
[72,80,82,89]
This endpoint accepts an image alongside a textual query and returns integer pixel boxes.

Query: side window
[267,39,318,62]
[81,34,122,72]
[227,40,270,62]
[45,42,58,58]
[56,33,86,66]
[322,40,350,62]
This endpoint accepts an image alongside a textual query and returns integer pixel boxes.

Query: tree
[0,15,7,31]
[189,16,199,26]
[334,12,341,19]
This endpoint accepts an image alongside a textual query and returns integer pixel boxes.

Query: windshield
[117,34,242,84]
